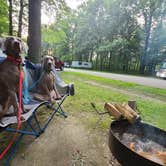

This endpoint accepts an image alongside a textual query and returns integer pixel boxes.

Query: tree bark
[89,50,93,62]
[8,0,13,35]
[140,13,153,74]
[100,54,103,71]
[17,0,24,38]
[28,0,41,63]
[108,52,111,70]
[95,53,99,70]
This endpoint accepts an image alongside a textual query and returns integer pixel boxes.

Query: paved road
[65,68,166,89]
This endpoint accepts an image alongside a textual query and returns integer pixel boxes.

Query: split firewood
[122,103,140,119]
[104,103,122,120]
[114,103,137,124]
[156,151,166,165]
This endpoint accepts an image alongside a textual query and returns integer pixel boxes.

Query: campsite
[0,0,166,166]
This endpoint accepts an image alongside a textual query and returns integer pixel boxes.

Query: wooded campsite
[0,0,166,166]
[1,0,166,74]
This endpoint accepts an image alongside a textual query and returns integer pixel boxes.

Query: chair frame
[0,58,75,165]
[1,94,68,166]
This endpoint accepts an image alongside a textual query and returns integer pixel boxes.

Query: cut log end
[105,102,140,124]
[104,103,122,120]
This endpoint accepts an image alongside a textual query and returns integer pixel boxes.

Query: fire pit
[109,120,166,166]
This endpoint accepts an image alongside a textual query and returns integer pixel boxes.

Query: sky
[41,0,84,24]
[65,0,83,9]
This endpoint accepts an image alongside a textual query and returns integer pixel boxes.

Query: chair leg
[57,104,68,118]
[4,121,30,166]
[2,98,68,165]
[4,113,42,165]
[33,112,43,135]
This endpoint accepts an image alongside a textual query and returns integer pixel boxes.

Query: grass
[64,71,166,101]
[60,71,166,131]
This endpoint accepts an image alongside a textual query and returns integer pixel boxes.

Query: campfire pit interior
[109,120,166,166]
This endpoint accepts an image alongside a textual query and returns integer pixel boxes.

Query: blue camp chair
[0,60,74,166]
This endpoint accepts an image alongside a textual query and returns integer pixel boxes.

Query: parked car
[54,57,64,71]
[156,59,166,79]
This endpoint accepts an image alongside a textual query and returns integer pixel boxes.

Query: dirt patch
[11,115,120,166]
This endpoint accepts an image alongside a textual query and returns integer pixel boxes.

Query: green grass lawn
[65,72,166,101]
[60,71,166,131]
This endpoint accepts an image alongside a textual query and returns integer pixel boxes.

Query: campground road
[65,68,166,89]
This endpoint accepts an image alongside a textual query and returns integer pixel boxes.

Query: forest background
[1,0,166,74]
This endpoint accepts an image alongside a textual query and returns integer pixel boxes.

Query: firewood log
[122,103,139,119]
[156,151,166,165]
[114,103,137,123]
[104,103,122,120]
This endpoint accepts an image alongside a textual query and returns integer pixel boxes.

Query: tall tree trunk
[28,0,41,63]
[89,50,93,62]
[8,0,13,35]
[17,0,24,38]
[95,53,99,70]
[140,14,152,74]
[108,52,111,70]
[100,54,103,71]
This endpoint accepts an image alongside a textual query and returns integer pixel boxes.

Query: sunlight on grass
[60,71,166,130]
[64,72,166,101]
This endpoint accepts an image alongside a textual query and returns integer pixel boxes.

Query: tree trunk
[17,0,24,38]
[28,0,41,63]
[8,0,13,35]
[140,14,152,74]
[100,54,103,71]
[95,53,99,70]
[108,52,111,70]
[89,50,93,62]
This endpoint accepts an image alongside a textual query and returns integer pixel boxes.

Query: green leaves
[42,26,66,44]
[41,9,72,60]
[0,0,8,35]
[41,0,166,73]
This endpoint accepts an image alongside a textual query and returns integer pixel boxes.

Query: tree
[41,0,72,62]
[28,0,69,62]
[0,0,8,35]
[72,0,141,72]
[147,21,166,73]
[28,0,41,63]
[17,0,28,37]
[4,0,29,37]
[137,0,166,73]
[71,0,166,74]
[8,0,13,35]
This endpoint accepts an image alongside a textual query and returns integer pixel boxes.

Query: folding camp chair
[0,64,74,166]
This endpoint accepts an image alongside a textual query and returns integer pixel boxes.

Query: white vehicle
[71,61,92,69]
[64,62,70,67]
[156,59,166,79]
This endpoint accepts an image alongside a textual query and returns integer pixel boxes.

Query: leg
[11,92,18,116]
[0,96,11,123]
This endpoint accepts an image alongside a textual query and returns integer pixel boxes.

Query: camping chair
[0,63,74,166]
